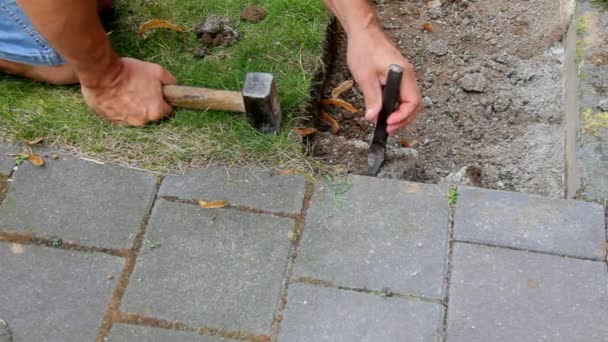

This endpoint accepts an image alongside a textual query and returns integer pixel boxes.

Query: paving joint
[441,203,456,342]
[0,173,13,205]
[160,196,300,219]
[96,176,163,342]
[115,312,271,341]
[293,276,443,305]
[453,239,606,262]
[271,181,315,342]
[0,231,128,257]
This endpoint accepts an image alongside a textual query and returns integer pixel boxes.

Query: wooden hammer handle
[162,85,245,113]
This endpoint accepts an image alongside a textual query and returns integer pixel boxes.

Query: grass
[581,108,608,135]
[447,186,459,206]
[0,0,332,174]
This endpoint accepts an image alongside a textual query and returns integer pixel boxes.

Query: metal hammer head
[242,73,282,134]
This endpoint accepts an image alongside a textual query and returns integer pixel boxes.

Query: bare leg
[0,0,112,85]
[0,59,77,85]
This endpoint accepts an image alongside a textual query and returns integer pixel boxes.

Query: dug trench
[302,0,574,197]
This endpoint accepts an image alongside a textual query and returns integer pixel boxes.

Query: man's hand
[347,28,423,135]
[81,58,177,126]
[324,0,423,135]
[16,0,176,126]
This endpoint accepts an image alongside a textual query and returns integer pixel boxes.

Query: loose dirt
[310,0,572,197]
[241,5,268,23]
[192,15,240,58]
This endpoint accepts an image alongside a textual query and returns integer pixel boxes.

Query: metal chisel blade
[367,143,385,176]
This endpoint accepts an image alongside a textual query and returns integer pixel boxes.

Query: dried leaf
[422,22,434,33]
[321,98,359,114]
[331,80,354,99]
[26,153,44,166]
[138,19,186,35]
[26,137,44,146]
[280,169,295,175]
[321,111,340,134]
[198,200,228,209]
[293,127,318,137]
[400,138,419,148]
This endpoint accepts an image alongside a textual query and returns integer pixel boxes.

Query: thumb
[358,75,382,122]
[160,68,178,85]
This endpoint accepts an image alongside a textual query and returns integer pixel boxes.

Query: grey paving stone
[0,154,157,249]
[107,324,237,341]
[159,166,306,214]
[121,199,294,335]
[278,283,444,342]
[0,243,123,342]
[0,143,19,176]
[447,243,608,342]
[294,175,450,299]
[454,186,606,259]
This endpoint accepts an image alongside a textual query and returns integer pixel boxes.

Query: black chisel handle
[372,64,404,146]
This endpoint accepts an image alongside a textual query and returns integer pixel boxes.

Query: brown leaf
[293,127,318,137]
[26,137,44,146]
[400,138,419,148]
[331,80,354,99]
[26,153,44,166]
[138,19,186,35]
[422,22,434,33]
[321,111,340,134]
[280,169,295,175]
[198,200,228,209]
[321,98,359,114]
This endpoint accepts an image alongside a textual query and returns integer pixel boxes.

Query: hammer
[162,73,281,134]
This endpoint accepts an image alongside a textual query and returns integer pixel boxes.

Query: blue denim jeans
[0,0,65,65]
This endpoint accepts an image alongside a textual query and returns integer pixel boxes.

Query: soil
[310,0,571,197]
[192,15,240,58]
[241,5,267,23]
[0,176,7,202]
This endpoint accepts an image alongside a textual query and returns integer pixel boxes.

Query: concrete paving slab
[294,175,450,299]
[0,143,19,176]
[121,199,294,335]
[0,243,123,342]
[158,166,306,214]
[278,283,444,342]
[447,243,608,342]
[0,154,157,249]
[107,324,237,341]
[454,186,606,259]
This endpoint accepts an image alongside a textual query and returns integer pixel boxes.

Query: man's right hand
[80,57,177,126]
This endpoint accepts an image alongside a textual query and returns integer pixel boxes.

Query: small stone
[241,5,267,23]
[50,154,59,160]
[427,40,449,56]
[107,274,114,280]
[346,140,369,151]
[427,0,442,8]
[493,95,511,113]
[423,96,434,108]
[288,231,297,242]
[197,15,223,35]
[438,165,483,191]
[192,47,208,58]
[598,99,608,112]
[459,73,486,92]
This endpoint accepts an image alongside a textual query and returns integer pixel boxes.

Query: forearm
[16,0,120,87]
[323,0,381,36]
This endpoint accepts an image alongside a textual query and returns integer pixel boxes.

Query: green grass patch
[0,0,331,174]
[581,108,608,135]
